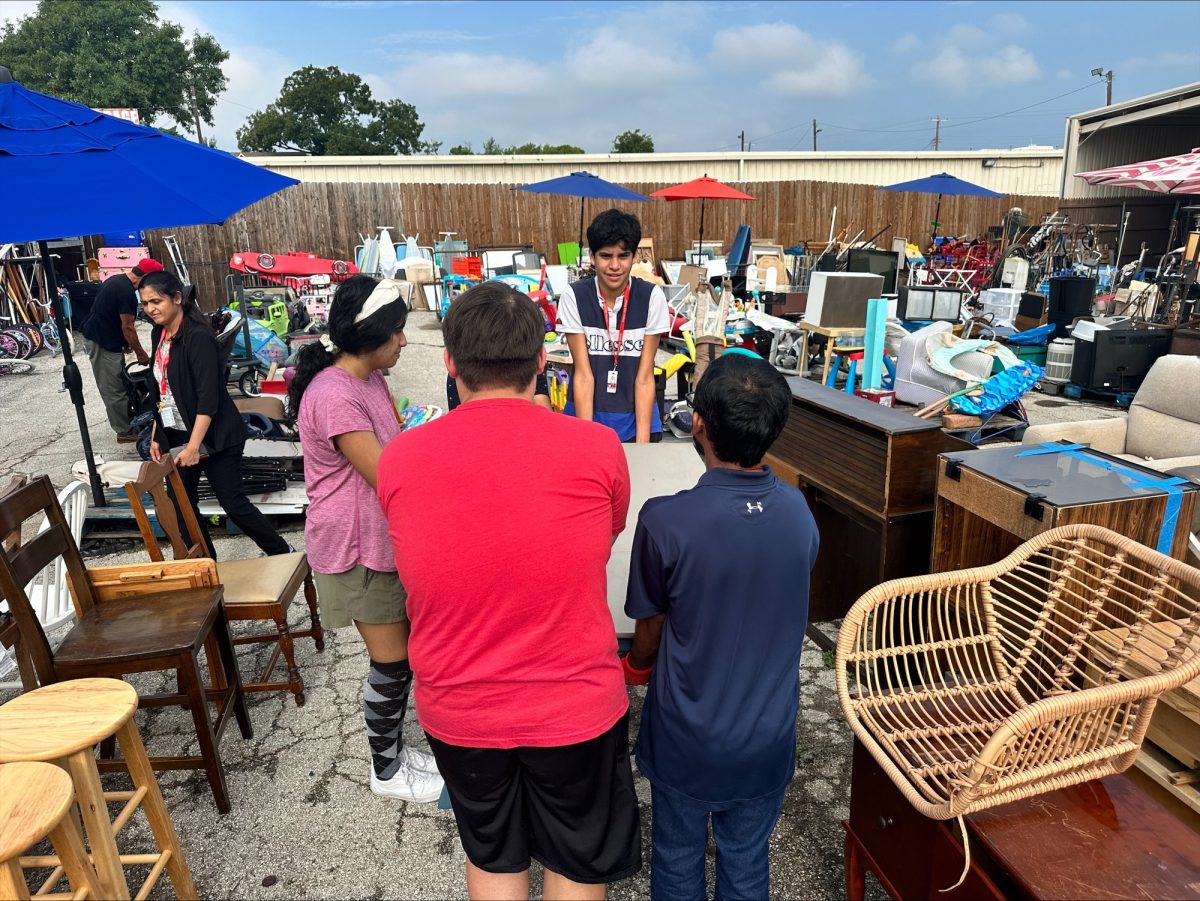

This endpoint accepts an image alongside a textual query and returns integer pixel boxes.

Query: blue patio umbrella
[877,172,1003,241]
[0,68,298,505]
[515,171,648,255]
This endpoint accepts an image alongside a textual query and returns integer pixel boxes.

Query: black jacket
[152,317,247,453]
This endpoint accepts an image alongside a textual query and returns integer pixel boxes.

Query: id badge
[159,400,178,429]
[606,369,619,394]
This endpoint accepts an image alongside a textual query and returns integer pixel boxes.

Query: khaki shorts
[312,566,408,629]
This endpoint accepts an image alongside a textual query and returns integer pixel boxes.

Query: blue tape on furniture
[1017,442,1187,555]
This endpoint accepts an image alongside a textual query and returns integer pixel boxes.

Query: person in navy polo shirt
[622,353,819,901]
[556,209,670,442]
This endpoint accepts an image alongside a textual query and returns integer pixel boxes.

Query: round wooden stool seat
[0,678,137,762]
[0,762,102,901]
[0,763,74,863]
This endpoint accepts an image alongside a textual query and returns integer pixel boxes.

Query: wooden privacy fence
[144,180,1058,311]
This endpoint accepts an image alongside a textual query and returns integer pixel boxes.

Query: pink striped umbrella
[1075,147,1200,194]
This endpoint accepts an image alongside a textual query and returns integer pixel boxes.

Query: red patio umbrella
[651,175,755,257]
[1075,147,1200,194]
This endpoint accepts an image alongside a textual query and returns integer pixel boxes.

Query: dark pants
[650,783,785,901]
[165,431,289,558]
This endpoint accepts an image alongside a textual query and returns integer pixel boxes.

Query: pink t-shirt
[377,398,631,749]
[298,367,401,574]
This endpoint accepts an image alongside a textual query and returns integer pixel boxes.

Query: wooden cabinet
[844,738,1200,900]
[765,377,971,627]
[933,443,1198,573]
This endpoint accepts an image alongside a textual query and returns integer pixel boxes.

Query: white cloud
[989,12,1029,35]
[892,33,920,53]
[1121,50,1200,73]
[0,0,38,26]
[711,23,869,97]
[910,24,1040,94]
[1056,68,1074,80]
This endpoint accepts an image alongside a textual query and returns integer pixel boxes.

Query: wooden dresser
[764,378,970,631]
[844,738,1200,900]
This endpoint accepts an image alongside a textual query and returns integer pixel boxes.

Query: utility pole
[931,115,943,151]
[739,130,746,152]
[812,119,822,152]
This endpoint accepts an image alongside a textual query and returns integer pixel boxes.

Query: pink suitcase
[97,246,148,268]
[98,267,130,281]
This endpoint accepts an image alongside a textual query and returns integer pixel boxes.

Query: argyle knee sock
[364,658,412,780]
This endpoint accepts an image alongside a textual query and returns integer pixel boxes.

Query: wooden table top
[967,773,1200,900]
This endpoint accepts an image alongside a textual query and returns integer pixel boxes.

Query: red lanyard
[597,280,631,372]
[154,336,172,396]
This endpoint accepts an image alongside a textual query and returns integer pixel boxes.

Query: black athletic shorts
[425,712,642,884]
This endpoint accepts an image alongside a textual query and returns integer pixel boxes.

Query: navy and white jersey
[625,466,820,806]
[557,277,670,441]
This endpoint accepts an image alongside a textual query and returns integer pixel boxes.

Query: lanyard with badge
[154,336,182,428]
[598,281,631,394]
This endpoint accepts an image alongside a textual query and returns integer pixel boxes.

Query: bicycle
[0,326,36,360]
[0,358,34,376]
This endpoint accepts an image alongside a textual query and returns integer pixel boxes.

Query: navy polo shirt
[625,465,819,806]
[557,277,670,441]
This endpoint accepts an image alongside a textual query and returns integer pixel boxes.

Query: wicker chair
[837,524,1200,820]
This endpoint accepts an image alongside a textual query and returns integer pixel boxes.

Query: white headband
[354,279,404,324]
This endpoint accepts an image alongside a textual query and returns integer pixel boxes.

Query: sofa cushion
[1126,405,1200,460]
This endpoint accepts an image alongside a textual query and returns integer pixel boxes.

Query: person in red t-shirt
[377,282,640,900]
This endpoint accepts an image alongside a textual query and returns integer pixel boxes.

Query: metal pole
[38,240,105,507]
[578,198,585,258]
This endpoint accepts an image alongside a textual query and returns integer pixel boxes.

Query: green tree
[236,65,438,155]
[0,0,229,141]
[448,143,473,155]
[612,129,654,153]
[475,138,584,155]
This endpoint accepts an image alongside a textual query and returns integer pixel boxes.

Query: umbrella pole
[698,198,706,259]
[932,194,942,244]
[38,241,105,507]
[579,199,585,261]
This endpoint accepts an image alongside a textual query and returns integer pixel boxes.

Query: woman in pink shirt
[288,275,443,803]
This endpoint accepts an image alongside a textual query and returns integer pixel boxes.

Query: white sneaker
[370,758,444,803]
[399,745,440,776]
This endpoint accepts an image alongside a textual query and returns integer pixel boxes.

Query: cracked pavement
[1,312,1119,899]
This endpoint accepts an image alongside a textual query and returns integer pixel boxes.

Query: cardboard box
[678,264,708,294]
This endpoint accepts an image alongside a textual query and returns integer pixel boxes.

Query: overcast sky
[3,0,1197,153]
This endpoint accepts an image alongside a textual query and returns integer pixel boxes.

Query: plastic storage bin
[979,288,1023,328]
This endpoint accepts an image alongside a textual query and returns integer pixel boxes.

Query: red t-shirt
[377,397,631,748]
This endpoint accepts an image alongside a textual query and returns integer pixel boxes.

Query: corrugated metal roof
[242,149,1064,196]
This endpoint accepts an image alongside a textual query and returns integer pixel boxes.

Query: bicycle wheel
[11,322,44,356]
[40,322,61,355]
[0,359,34,375]
[0,331,19,359]
[0,328,34,359]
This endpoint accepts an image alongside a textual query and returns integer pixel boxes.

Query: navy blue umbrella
[0,68,298,504]
[516,171,648,254]
[877,172,1003,240]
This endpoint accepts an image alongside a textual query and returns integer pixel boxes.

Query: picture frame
[768,327,804,375]
[660,260,685,285]
[686,250,713,266]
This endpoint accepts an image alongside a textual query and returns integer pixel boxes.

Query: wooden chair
[837,524,1200,821]
[0,475,252,814]
[124,455,324,706]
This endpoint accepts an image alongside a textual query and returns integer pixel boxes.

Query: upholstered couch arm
[1022,418,1129,455]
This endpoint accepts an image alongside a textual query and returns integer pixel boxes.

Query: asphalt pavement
[0,311,1124,899]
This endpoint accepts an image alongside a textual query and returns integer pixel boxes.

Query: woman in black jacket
[140,270,289,557]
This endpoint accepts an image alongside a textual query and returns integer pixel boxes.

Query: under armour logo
[746,501,763,513]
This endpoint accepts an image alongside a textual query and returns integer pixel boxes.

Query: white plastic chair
[0,480,89,689]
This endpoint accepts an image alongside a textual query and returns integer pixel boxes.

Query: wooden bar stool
[0,762,102,900]
[0,678,197,900]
